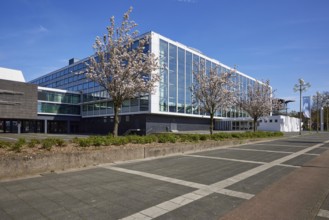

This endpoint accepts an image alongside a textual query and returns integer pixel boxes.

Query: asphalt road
[1,133,329,220]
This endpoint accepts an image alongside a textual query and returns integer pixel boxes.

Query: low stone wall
[0,138,264,181]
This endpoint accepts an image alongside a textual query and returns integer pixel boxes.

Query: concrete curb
[0,138,279,181]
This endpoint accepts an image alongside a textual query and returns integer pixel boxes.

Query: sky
[1,0,329,111]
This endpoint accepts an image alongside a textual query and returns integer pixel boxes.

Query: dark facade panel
[80,114,210,135]
[0,79,38,119]
[80,114,147,135]
[145,114,210,134]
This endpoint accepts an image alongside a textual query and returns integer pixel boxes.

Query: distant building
[258,115,300,132]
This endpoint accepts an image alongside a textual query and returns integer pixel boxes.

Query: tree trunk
[113,105,120,137]
[253,117,257,132]
[210,113,214,135]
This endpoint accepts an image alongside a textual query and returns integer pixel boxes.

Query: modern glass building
[29,32,262,134]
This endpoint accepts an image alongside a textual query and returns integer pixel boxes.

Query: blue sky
[1,0,329,111]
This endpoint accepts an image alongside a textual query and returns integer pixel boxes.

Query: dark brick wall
[0,79,38,119]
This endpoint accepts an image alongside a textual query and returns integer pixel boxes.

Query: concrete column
[44,119,47,134]
[17,121,21,134]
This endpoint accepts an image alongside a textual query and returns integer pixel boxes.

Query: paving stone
[116,156,260,185]
[121,212,152,220]
[282,154,317,166]
[233,144,303,152]
[308,147,329,154]
[0,208,11,220]
[321,195,329,210]
[156,201,179,211]
[141,206,168,218]
[193,148,289,162]
[155,193,245,220]
[226,166,296,194]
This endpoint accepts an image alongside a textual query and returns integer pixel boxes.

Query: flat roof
[0,67,25,82]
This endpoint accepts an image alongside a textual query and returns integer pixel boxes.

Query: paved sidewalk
[0,133,328,219]
[220,143,329,220]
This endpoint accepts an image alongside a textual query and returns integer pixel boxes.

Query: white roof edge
[38,86,81,94]
[0,67,25,82]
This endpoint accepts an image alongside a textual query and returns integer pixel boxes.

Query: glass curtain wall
[159,40,168,111]
[158,38,255,119]
[169,44,177,112]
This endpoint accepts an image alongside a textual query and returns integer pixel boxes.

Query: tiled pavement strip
[317,190,329,219]
[98,137,329,220]
[318,209,329,218]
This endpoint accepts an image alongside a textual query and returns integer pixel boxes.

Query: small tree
[312,91,328,132]
[238,80,277,132]
[85,7,159,136]
[192,62,237,135]
[293,78,311,135]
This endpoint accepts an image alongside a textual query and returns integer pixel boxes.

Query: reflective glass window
[192,54,200,115]
[177,48,185,113]
[169,44,177,112]
[159,39,168,111]
[185,51,192,114]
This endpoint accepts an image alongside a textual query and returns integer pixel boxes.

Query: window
[159,39,168,112]
[192,54,200,115]
[185,51,192,114]
[177,48,185,113]
[169,43,177,112]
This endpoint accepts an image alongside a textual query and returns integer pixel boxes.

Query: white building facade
[258,115,301,132]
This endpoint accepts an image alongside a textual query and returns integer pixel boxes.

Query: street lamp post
[326,100,329,132]
[316,92,320,133]
[293,78,311,135]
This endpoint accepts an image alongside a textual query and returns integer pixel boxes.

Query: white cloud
[28,25,49,34]
[177,0,197,3]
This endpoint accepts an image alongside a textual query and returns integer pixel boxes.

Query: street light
[316,92,321,133]
[326,100,329,132]
[293,78,311,135]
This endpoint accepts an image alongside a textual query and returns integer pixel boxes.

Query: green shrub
[111,137,129,146]
[41,138,55,151]
[199,134,208,141]
[17,138,26,145]
[143,135,158,144]
[211,133,232,140]
[72,137,79,144]
[126,135,143,144]
[28,139,40,148]
[55,138,66,147]
[77,138,92,147]
[89,136,104,147]
[189,134,201,142]
[157,134,176,143]
[11,142,23,153]
[0,140,11,149]
[126,135,155,144]
[176,134,188,142]
[231,133,241,139]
